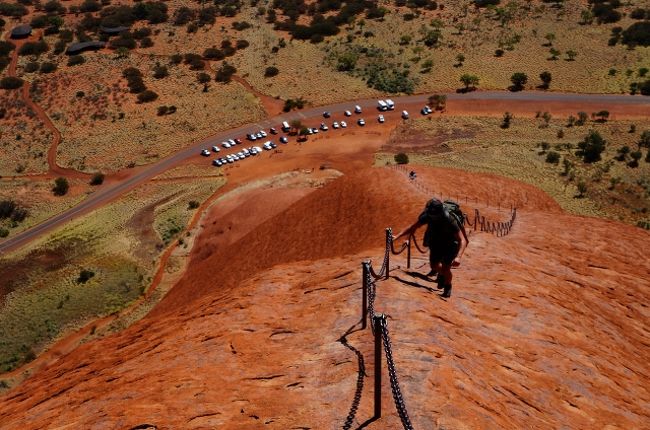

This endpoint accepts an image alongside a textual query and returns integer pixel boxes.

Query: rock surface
[0,167,648,429]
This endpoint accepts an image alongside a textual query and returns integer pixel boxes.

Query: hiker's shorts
[429,240,459,267]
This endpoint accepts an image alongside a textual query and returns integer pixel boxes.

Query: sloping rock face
[0,167,648,429]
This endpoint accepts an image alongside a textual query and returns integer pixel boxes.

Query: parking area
[198,99,437,169]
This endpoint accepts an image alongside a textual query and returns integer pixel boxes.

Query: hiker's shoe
[426,269,438,277]
[436,277,444,289]
[441,285,452,298]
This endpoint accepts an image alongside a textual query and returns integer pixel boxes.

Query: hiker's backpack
[422,198,466,247]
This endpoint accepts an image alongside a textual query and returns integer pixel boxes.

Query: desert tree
[509,72,528,91]
[459,73,479,91]
[577,130,606,163]
[539,71,552,89]
[52,177,69,196]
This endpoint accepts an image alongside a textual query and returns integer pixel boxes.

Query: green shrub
[264,66,279,77]
[188,200,200,209]
[67,55,85,66]
[90,173,104,185]
[52,177,69,196]
[394,153,409,164]
[0,227,8,238]
[39,62,57,73]
[577,130,606,163]
[77,269,95,283]
[0,76,23,90]
[545,151,560,164]
[137,90,158,103]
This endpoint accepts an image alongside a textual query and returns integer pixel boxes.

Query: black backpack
[422,198,466,247]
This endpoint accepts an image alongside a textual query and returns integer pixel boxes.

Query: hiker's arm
[452,227,468,267]
[394,220,424,241]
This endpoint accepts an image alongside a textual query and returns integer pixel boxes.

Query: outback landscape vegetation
[0,0,648,428]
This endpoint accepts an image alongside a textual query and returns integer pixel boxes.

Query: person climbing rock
[394,198,468,298]
[409,170,417,180]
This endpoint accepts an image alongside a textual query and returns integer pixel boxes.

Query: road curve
[1,91,649,255]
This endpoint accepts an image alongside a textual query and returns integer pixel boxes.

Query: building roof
[10,24,32,38]
[65,41,106,55]
[99,26,130,35]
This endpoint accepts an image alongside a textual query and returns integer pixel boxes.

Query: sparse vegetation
[394,152,409,164]
[52,177,69,196]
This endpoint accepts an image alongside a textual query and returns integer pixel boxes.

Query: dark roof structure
[10,24,32,39]
[99,26,130,35]
[65,41,106,55]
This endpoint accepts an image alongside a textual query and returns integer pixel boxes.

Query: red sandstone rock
[1,167,648,429]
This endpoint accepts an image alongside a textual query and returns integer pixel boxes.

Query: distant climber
[394,198,468,298]
[408,170,417,180]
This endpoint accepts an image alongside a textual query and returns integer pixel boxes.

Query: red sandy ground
[1,165,648,429]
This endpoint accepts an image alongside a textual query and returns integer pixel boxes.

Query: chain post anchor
[385,228,391,280]
[361,261,369,330]
[373,314,384,420]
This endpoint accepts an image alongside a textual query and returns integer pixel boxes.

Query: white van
[385,99,395,110]
[377,100,388,111]
[401,110,409,119]
[281,121,290,132]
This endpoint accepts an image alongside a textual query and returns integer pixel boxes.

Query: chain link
[380,316,414,430]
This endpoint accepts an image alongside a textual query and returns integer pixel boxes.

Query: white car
[228,138,236,145]
[378,115,385,123]
[340,121,347,128]
[254,146,263,152]
[259,130,267,137]
[247,133,257,141]
[200,149,211,156]
[263,142,273,150]
[421,106,432,115]
[320,123,329,131]
[354,105,362,114]
[332,122,339,129]
[401,110,409,119]
[222,142,231,148]
[227,157,234,164]
[344,110,352,117]
[212,159,222,166]
[255,132,263,139]
[280,136,288,143]
[357,118,365,126]
[312,127,319,133]
[211,145,221,152]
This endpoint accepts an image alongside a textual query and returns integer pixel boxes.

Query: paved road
[1,91,648,255]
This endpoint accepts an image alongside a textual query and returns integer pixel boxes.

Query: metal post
[406,238,411,269]
[373,315,383,419]
[361,262,368,330]
[385,229,390,280]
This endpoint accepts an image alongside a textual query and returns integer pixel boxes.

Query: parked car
[320,123,329,131]
[377,100,388,111]
[358,118,366,126]
[385,99,395,110]
[221,141,231,148]
[212,145,221,152]
[280,136,288,143]
[227,157,234,164]
[255,132,263,139]
[227,139,236,145]
[312,127,319,133]
[270,142,277,148]
[270,127,277,135]
[247,133,257,141]
[340,121,347,128]
[401,110,409,119]
[421,106,432,115]
[378,114,385,123]
[323,111,331,118]
[213,159,222,166]
[332,121,340,129]
[234,138,242,144]
[201,149,211,156]
[344,110,352,117]
[354,105,362,114]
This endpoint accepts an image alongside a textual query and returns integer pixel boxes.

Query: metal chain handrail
[380,315,414,430]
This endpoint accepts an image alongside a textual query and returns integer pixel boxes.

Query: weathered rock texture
[0,167,648,429]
